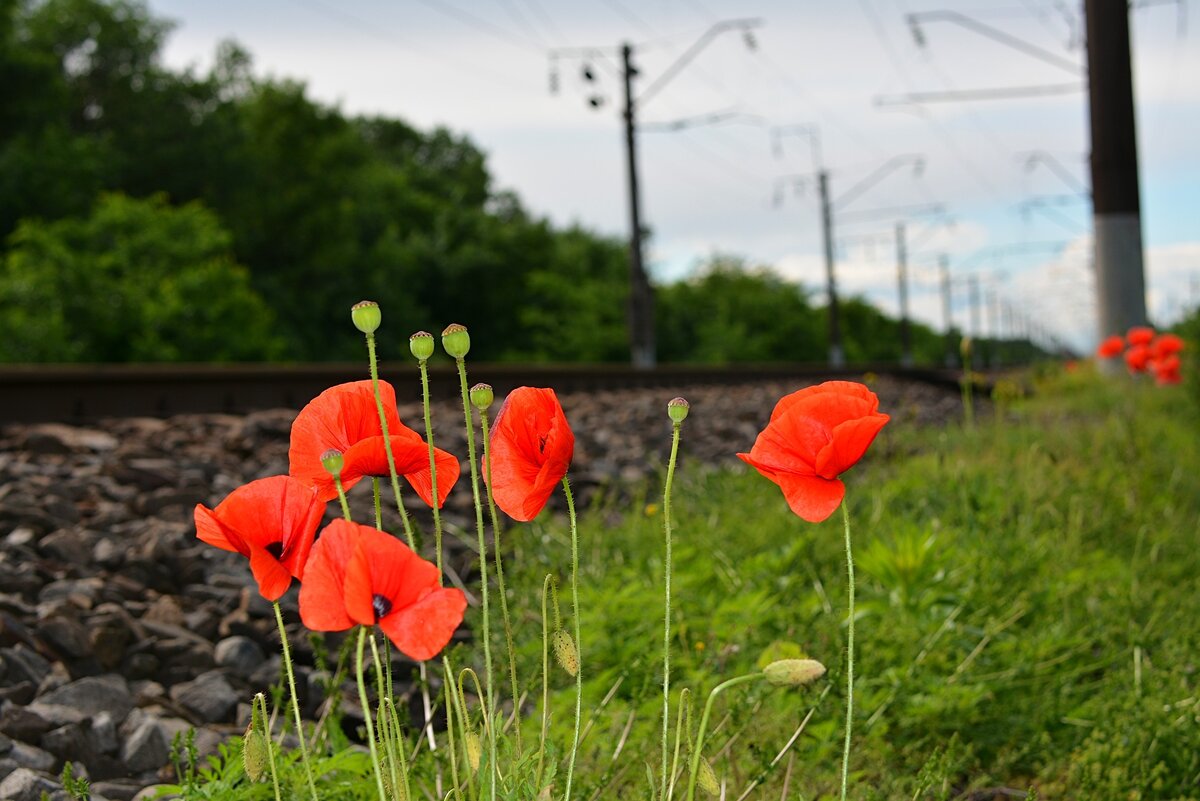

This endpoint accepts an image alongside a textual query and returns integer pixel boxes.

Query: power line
[410,0,543,53]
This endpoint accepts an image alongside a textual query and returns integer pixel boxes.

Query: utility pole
[819,172,844,367]
[620,42,654,369]
[987,289,1000,367]
[895,222,912,366]
[967,274,982,370]
[1085,0,1148,351]
[939,255,954,367]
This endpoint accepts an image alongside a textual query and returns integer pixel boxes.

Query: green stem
[418,358,444,580]
[273,603,319,801]
[685,674,764,801]
[356,628,388,801]
[562,476,583,801]
[536,574,553,788]
[666,687,690,801]
[372,478,382,530]
[256,693,282,801]
[365,331,416,549]
[334,476,352,522]
[661,421,681,801]
[441,656,465,801]
[840,500,856,801]
[455,356,495,799]
[480,407,522,754]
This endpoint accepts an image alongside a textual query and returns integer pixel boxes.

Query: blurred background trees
[0,0,947,364]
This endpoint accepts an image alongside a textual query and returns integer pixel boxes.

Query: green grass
[170,366,1200,800]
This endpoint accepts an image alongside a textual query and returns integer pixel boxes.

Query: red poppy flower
[194,476,325,601]
[738,381,890,523]
[1151,333,1184,360]
[484,387,574,522]
[289,380,459,507]
[1096,335,1124,359]
[1127,326,1155,347]
[1154,354,1182,386]
[1125,344,1151,373]
[298,520,467,660]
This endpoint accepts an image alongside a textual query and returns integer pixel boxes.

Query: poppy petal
[343,526,443,627]
[770,381,880,422]
[193,504,244,554]
[247,544,294,602]
[775,473,846,523]
[747,412,830,475]
[298,520,359,632]
[378,587,468,661]
[398,444,461,509]
[815,413,892,479]
[486,387,573,522]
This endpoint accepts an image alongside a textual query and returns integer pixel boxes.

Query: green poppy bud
[441,323,471,359]
[960,336,973,360]
[762,658,826,687]
[465,730,482,772]
[696,757,720,796]
[243,695,269,782]
[409,331,435,361]
[351,300,381,335]
[320,449,344,477]
[552,628,579,677]
[470,383,494,410]
[667,396,690,423]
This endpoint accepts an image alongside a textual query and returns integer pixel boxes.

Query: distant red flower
[1096,335,1125,359]
[1154,354,1182,386]
[1127,326,1155,347]
[484,387,574,522]
[298,520,466,660]
[194,476,325,601]
[1125,344,1151,373]
[289,380,459,507]
[1151,333,1184,360]
[738,381,890,523]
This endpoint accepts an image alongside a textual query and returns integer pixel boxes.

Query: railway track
[0,362,969,424]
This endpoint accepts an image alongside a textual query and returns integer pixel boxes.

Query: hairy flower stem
[685,674,764,801]
[254,693,282,801]
[364,331,416,549]
[479,408,522,754]
[334,477,352,522]
[840,500,856,801]
[441,656,465,801]
[417,358,444,580]
[273,603,319,801]
[356,628,389,801]
[561,477,583,801]
[661,421,682,801]
[454,356,496,799]
[536,574,554,788]
[372,478,382,530]
[666,688,690,801]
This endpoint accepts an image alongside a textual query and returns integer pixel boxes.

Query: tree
[0,193,283,361]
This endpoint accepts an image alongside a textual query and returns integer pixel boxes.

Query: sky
[148,0,1200,351]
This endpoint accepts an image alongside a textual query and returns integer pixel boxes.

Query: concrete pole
[818,171,845,367]
[621,42,656,368]
[895,222,913,366]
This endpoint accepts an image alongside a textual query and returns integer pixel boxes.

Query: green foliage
[0,193,283,361]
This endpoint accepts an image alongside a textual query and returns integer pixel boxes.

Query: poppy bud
[320,449,345,477]
[243,696,269,782]
[465,730,482,772]
[409,331,435,361]
[351,300,381,335]
[441,323,471,359]
[696,756,720,796]
[762,658,826,687]
[470,383,494,410]
[552,628,579,676]
[960,336,972,360]
[667,397,690,423]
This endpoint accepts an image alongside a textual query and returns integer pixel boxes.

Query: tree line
[0,0,953,365]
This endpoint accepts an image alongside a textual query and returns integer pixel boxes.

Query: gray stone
[0,767,59,801]
[169,672,238,723]
[214,635,265,675]
[92,780,145,801]
[37,674,134,724]
[0,644,49,686]
[8,739,55,771]
[37,614,91,659]
[39,529,98,565]
[0,730,11,753]
[90,711,118,755]
[21,423,118,453]
[0,704,54,741]
[121,717,169,774]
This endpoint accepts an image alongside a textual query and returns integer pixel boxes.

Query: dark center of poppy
[265,541,284,561]
[372,594,392,621]
[538,434,548,453]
